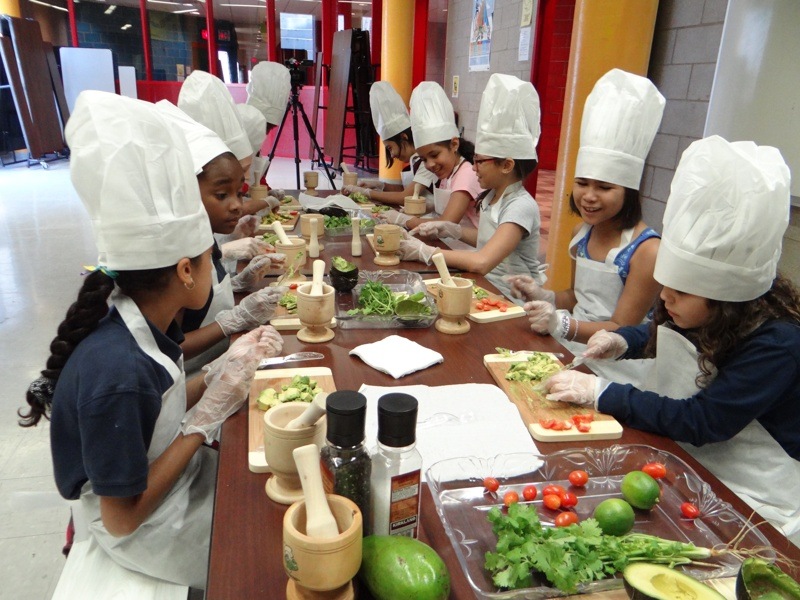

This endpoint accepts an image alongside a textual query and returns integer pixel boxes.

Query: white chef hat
[247,61,291,126]
[475,74,540,160]
[236,103,267,154]
[155,100,231,174]
[178,70,252,161]
[370,81,411,140]
[66,91,213,271]
[410,81,459,149]
[654,136,790,302]
[575,69,665,190]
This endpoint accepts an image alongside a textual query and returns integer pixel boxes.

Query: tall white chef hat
[410,81,459,149]
[155,100,231,174]
[575,69,665,190]
[247,61,291,126]
[178,70,252,161]
[654,136,790,302]
[370,81,412,140]
[66,91,213,271]
[236,103,267,154]
[475,73,540,160]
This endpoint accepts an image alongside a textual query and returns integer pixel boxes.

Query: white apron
[81,292,218,588]
[565,225,652,388]
[184,266,234,374]
[643,325,800,546]
[433,158,474,250]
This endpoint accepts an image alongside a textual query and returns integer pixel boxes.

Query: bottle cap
[325,390,367,447]
[377,393,418,447]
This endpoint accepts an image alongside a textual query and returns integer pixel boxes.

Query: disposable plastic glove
[544,371,599,407]
[214,286,286,335]
[523,300,558,335]
[411,221,462,240]
[398,236,438,265]
[220,237,271,261]
[358,178,385,191]
[583,330,628,360]
[378,209,413,227]
[262,194,280,212]
[343,185,371,199]
[507,274,556,305]
[182,326,283,443]
[232,215,259,239]
[230,253,286,292]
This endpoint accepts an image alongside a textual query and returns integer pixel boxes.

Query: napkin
[360,383,539,481]
[350,335,443,378]
[298,192,363,211]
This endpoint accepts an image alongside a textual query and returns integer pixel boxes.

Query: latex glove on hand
[523,300,558,335]
[214,286,286,335]
[231,215,259,239]
[544,371,600,407]
[358,179,385,191]
[410,221,462,240]
[398,236,438,265]
[231,254,285,292]
[262,194,280,213]
[343,185,371,199]
[378,209,413,227]
[221,237,271,261]
[583,330,628,360]
[182,326,283,442]
[507,275,555,304]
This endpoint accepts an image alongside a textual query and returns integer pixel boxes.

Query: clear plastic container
[323,209,376,237]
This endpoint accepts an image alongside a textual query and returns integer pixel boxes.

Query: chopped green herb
[278,292,297,313]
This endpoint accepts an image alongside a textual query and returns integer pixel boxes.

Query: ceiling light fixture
[103,4,116,14]
[148,0,182,5]
[173,7,197,12]
[28,0,68,11]
[218,3,262,6]
[120,23,131,29]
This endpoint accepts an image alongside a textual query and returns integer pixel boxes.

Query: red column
[321,0,336,67]
[371,0,382,79]
[338,2,352,30]
[139,0,153,80]
[412,0,428,86]
[265,0,277,62]
[67,0,78,47]
[206,0,218,76]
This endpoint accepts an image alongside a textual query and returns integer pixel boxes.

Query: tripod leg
[266,101,292,169]
[296,101,337,190]
[290,100,302,190]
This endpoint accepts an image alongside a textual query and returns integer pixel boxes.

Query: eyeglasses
[473,157,496,167]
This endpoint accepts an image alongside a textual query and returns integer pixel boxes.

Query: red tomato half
[555,512,580,527]
[483,477,500,493]
[568,470,589,487]
[543,494,561,510]
[560,491,578,508]
[642,462,668,479]
[681,502,700,519]
[522,485,538,502]
[503,491,519,507]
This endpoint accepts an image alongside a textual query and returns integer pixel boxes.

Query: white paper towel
[350,335,443,379]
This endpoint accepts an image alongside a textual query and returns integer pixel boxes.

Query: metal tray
[426,444,775,599]
[334,270,438,329]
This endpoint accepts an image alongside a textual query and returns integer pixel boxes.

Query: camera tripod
[265,82,337,190]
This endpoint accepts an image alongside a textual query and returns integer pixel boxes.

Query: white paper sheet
[298,192,363,211]
[359,383,538,481]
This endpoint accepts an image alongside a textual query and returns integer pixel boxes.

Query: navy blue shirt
[182,242,227,332]
[51,307,184,500]
[599,320,800,459]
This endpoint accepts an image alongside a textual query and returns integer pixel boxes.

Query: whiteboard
[59,48,115,113]
[704,0,800,203]
[118,66,137,99]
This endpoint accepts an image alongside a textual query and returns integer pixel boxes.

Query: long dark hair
[569,186,642,230]
[384,128,414,169]
[434,137,475,164]
[19,264,182,427]
[643,274,800,387]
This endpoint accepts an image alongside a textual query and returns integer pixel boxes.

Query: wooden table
[209,198,800,598]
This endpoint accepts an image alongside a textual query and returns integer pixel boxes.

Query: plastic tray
[426,444,775,599]
[334,270,438,329]
[324,209,376,237]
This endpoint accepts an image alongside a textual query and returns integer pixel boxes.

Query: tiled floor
[0,156,553,599]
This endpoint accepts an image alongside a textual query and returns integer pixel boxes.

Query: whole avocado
[359,535,450,600]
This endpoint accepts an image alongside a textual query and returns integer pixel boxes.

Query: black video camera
[285,58,314,87]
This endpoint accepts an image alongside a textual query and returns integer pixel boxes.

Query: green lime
[621,471,661,510]
[593,498,635,536]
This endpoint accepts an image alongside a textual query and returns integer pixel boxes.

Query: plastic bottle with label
[370,393,422,538]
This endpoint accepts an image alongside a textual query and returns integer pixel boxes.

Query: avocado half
[623,563,726,600]
[736,558,800,600]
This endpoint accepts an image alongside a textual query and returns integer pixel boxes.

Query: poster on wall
[469,0,494,72]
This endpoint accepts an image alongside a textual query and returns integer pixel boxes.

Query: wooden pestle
[286,392,328,430]
[412,183,421,200]
[292,444,339,539]
[272,221,292,245]
[432,252,455,287]
[310,260,325,296]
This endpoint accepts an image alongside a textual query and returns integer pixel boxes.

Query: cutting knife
[257,352,324,370]
[560,356,587,371]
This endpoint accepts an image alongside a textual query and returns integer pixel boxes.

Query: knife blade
[560,356,586,371]
[257,352,324,369]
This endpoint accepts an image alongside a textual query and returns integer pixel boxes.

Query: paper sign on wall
[518,26,531,62]
[452,76,459,98]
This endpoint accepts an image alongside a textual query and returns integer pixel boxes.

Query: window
[280,13,314,61]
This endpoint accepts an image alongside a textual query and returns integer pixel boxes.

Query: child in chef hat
[545,135,800,545]
[400,73,543,300]
[342,81,437,207]
[157,101,286,374]
[377,81,483,234]
[509,69,664,355]
[246,61,291,191]
[20,90,283,587]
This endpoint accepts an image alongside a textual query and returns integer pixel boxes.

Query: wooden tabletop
[208,196,800,599]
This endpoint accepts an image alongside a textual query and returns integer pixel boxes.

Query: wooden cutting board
[247,367,336,472]
[483,353,623,442]
[257,209,301,233]
[269,297,337,331]
[424,278,525,323]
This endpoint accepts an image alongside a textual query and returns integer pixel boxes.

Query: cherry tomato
[542,484,566,499]
[290,210,299,216]
[498,305,507,312]
[483,477,500,493]
[568,470,589,487]
[681,502,700,519]
[555,512,580,527]
[543,494,561,510]
[560,491,578,508]
[576,422,592,433]
[503,491,519,507]
[522,485,538,502]
[475,302,486,311]
[289,283,299,290]
[642,462,668,479]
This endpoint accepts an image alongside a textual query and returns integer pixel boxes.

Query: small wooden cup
[296,283,335,343]
[404,196,427,215]
[342,172,358,187]
[373,224,401,267]
[299,214,325,250]
[275,239,308,282]
[303,171,319,196]
[435,276,473,334]
[249,184,269,202]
